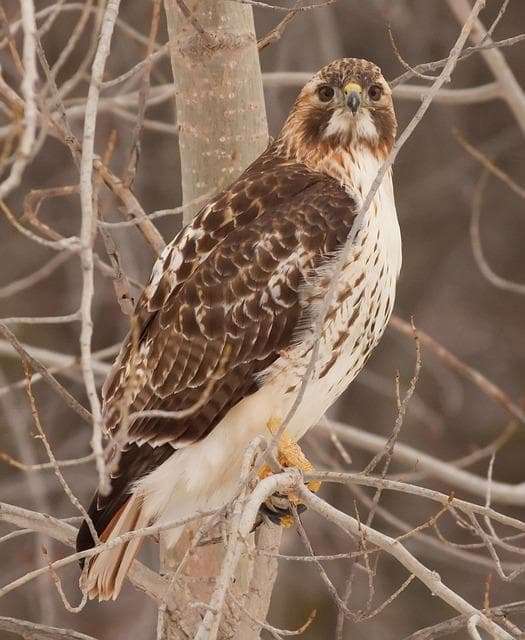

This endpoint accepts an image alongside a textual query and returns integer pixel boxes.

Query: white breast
[263,146,402,440]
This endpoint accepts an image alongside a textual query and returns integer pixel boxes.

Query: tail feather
[83,494,149,601]
[76,443,175,601]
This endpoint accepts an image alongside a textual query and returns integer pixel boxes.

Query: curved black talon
[257,492,307,527]
[260,502,306,525]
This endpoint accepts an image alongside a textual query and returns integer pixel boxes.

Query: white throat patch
[354,109,379,142]
[323,108,379,143]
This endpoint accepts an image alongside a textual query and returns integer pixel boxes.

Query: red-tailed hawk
[77,58,401,600]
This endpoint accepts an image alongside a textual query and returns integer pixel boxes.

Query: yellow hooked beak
[343,82,362,115]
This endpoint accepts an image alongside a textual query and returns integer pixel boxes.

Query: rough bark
[161,2,279,638]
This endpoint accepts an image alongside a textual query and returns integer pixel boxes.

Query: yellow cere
[343,82,362,96]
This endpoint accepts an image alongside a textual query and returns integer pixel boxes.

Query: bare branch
[0,323,93,425]
[0,616,99,640]
[298,488,514,639]
[0,252,71,299]
[447,0,525,134]
[328,420,525,505]
[257,1,302,51]
[21,360,99,544]
[0,0,37,199]
[264,74,502,105]
[470,171,525,296]
[78,0,121,496]
[390,33,525,87]
[390,315,525,425]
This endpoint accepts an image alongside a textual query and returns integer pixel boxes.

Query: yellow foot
[258,464,273,480]
[266,417,321,494]
[279,514,295,528]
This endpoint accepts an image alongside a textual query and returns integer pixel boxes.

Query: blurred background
[1,1,525,638]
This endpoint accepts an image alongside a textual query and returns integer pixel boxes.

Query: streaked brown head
[278,58,396,162]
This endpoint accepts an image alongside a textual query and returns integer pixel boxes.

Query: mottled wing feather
[78,157,358,552]
[102,156,318,407]
[104,176,356,451]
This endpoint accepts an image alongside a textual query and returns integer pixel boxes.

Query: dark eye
[368,84,383,101]
[318,85,335,102]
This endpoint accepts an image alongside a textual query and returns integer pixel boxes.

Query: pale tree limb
[0,196,144,287]
[453,130,525,295]
[390,315,525,425]
[0,616,99,640]
[390,33,525,87]
[0,252,71,299]
[312,425,524,575]
[78,0,122,496]
[327,419,525,506]
[304,471,525,532]
[0,0,37,199]
[297,488,513,640]
[0,368,58,625]
[0,501,197,613]
[0,450,94,472]
[263,72,503,104]
[447,0,525,134]
[0,323,93,424]
[22,36,166,256]
[401,600,525,639]
[0,335,112,379]
[470,170,525,296]
[21,360,99,544]
[0,503,225,601]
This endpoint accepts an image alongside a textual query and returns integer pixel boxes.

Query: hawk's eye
[368,84,383,101]
[318,85,335,102]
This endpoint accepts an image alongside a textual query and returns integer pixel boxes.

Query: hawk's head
[278,58,396,163]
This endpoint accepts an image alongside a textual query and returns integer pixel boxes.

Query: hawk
[77,58,401,600]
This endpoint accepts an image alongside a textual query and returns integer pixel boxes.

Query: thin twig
[390,33,525,87]
[258,1,302,51]
[21,360,99,544]
[0,252,71,299]
[0,323,93,425]
[0,616,99,640]
[78,0,122,496]
[0,0,37,199]
[298,488,513,639]
[390,315,525,425]
[470,170,525,296]
[447,0,525,134]
[121,0,162,187]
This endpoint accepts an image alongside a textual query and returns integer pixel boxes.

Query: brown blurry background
[1,1,525,638]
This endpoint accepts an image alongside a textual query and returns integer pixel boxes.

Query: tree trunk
[165,0,268,222]
[161,2,281,637]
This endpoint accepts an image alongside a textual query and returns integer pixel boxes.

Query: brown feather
[77,57,400,601]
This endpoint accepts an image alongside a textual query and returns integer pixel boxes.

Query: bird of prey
[77,57,402,600]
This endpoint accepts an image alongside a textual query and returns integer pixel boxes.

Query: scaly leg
[258,417,321,528]
[266,416,321,493]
